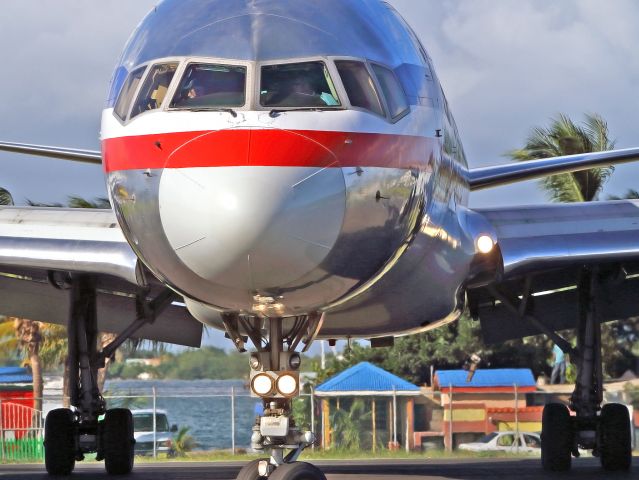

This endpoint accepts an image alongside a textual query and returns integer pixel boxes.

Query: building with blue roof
[434,369,536,392]
[315,362,420,451]
[0,367,34,387]
[315,362,420,397]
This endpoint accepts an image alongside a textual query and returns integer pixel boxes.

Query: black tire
[44,408,76,475]
[236,458,268,480]
[103,408,135,475]
[269,462,327,480]
[541,403,572,472]
[600,403,632,471]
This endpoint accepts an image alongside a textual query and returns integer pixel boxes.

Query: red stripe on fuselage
[102,129,435,172]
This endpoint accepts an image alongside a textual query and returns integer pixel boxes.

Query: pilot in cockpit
[186,82,206,99]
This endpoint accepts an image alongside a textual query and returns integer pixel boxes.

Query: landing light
[476,235,494,254]
[252,373,274,396]
[276,374,298,396]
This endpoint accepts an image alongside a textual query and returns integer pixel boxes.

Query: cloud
[1,0,638,206]
[390,0,639,205]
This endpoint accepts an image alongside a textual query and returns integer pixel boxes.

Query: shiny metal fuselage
[101,0,477,338]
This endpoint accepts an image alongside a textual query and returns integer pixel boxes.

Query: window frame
[167,56,253,112]
[331,56,387,120]
[112,57,183,125]
[113,64,150,123]
[368,61,411,123]
[129,61,181,121]
[255,56,345,112]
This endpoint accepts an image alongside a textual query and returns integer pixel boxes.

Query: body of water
[104,379,258,451]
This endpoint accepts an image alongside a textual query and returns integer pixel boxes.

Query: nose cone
[158,129,346,291]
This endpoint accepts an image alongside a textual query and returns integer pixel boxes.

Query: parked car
[458,431,541,454]
[131,409,178,457]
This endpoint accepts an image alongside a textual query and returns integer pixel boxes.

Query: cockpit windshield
[170,63,247,109]
[130,63,178,119]
[260,61,340,108]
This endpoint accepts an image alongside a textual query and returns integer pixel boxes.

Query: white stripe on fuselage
[100,106,439,141]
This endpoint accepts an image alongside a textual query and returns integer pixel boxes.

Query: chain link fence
[1,382,637,463]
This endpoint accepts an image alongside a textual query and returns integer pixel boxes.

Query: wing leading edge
[0,206,202,347]
[466,147,639,190]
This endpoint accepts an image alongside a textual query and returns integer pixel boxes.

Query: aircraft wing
[0,206,202,347]
[0,142,101,164]
[467,147,639,190]
[468,200,639,345]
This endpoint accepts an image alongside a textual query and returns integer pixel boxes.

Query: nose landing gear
[541,267,632,472]
[224,313,326,480]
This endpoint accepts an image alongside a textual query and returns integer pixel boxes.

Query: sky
[1,1,639,347]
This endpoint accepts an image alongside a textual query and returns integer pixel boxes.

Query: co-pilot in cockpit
[260,61,340,108]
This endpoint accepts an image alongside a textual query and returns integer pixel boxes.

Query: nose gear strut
[227,313,326,480]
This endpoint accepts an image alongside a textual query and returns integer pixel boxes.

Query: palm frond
[0,187,14,206]
[507,113,615,202]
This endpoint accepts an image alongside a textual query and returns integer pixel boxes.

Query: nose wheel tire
[236,458,268,480]
[44,408,76,475]
[600,403,632,471]
[103,408,135,475]
[541,403,572,472]
[268,462,327,480]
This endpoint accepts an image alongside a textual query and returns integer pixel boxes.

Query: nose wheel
[225,313,326,480]
[268,462,327,480]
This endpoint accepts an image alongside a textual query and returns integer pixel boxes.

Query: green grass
[132,449,529,463]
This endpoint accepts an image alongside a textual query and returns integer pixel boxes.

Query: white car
[131,409,178,457]
[458,431,541,454]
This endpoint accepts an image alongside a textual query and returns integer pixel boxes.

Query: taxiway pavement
[0,457,637,479]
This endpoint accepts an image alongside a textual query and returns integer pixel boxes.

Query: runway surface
[1,457,637,479]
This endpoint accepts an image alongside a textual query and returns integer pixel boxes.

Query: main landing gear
[43,274,176,476]
[540,267,632,472]
[224,313,326,480]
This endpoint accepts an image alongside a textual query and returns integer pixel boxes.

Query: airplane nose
[158,129,346,291]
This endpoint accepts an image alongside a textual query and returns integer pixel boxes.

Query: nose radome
[158,128,346,291]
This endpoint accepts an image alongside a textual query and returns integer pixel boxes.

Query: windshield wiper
[186,107,238,117]
[269,107,340,118]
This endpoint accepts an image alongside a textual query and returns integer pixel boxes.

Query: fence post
[448,384,453,452]
[310,388,315,451]
[392,387,398,446]
[231,386,236,455]
[514,383,519,454]
[0,399,4,463]
[152,386,157,459]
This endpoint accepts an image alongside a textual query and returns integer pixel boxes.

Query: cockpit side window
[260,61,341,108]
[371,64,410,119]
[113,66,146,120]
[130,63,179,119]
[335,61,384,117]
[170,63,247,109]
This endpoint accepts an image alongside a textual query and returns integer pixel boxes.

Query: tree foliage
[508,113,614,202]
[0,187,14,206]
[330,399,371,451]
[109,347,248,381]
[313,315,553,387]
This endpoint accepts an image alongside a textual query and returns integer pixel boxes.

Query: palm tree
[330,399,372,451]
[508,113,615,202]
[0,187,14,205]
[173,426,197,457]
